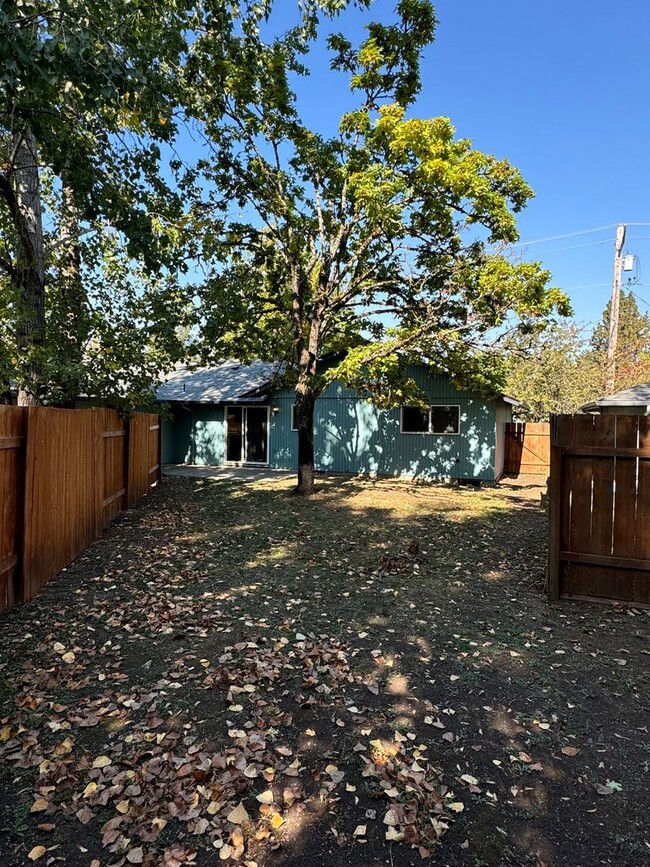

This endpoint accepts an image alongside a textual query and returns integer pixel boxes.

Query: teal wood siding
[269,367,500,481]
[162,406,225,466]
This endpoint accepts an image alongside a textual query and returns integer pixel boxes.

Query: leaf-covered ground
[1,474,648,867]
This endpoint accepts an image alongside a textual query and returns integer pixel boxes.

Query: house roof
[156,361,278,404]
[156,359,523,407]
[581,381,650,412]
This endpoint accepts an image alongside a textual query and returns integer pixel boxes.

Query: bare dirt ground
[1,473,648,867]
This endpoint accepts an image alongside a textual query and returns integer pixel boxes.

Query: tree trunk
[58,170,88,405]
[294,386,316,496]
[11,130,46,406]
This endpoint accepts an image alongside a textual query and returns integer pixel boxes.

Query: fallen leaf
[31,798,49,813]
[383,808,400,826]
[460,774,479,786]
[448,802,464,812]
[126,847,144,864]
[28,848,47,861]
[62,651,76,664]
[227,802,250,824]
[256,791,274,805]
[353,824,367,838]
[385,826,404,842]
[92,755,112,769]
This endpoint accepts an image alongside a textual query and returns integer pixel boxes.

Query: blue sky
[279,0,650,327]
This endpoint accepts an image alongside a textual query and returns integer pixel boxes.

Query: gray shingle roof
[156,361,278,404]
[581,381,650,411]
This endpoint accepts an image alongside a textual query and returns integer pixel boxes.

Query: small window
[401,406,429,433]
[401,405,460,435]
[291,404,298,431]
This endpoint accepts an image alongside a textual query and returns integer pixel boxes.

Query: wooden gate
[548,414,650,605]
[504,422,550,475]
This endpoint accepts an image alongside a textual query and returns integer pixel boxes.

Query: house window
[291,404,298,431]
[401,405,460,435]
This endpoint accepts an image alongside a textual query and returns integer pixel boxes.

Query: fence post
[157,414,162,483]
[547,415,562,601]
[123,417,131,510]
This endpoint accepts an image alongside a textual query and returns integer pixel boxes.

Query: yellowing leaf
[304,728,316,737]
[227,802,250,824]
[0,725,11,742]
[448,802,464,812]
[28,847,47,861]
[82,782,97,798]
[31,797,49,813]
[353,824,367,837]
[92,755,112,769]
[269,813,284,830]
[243,764,259,779]
[116,799,130,814]
[220,844,233,860]
[385,826,404,842]
[62,651,76,664]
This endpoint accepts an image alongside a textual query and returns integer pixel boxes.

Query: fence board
[504,422,550,475]
[0,407,26,612]
[128,412,160,506]
[549,413,650,606]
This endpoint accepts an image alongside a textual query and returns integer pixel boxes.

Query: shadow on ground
[0,475,648,867]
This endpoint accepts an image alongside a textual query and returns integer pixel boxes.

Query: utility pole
[606,223,626,391]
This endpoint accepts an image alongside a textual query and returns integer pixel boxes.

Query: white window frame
[400,404,461,436]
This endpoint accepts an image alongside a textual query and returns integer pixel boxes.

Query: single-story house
[156,360,521,482]
[581,381,650,415]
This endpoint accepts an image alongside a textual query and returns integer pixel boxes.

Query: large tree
[193,0,570,493]
[0,0,198,404]
[504,322,603,420]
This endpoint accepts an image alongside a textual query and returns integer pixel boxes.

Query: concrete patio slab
[163,464,295,483]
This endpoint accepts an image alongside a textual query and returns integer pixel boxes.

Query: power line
[537,239,611,255]
[511,224,617,247]
[513,222,650,248]
[562,282,610,290]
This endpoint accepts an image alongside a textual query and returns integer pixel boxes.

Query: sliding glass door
[225,406,269,464]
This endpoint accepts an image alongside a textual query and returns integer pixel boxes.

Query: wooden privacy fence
[504,422,551,475]
[548,413,650,606]
[0,406,161,613]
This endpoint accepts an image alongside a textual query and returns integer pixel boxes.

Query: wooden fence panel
[0,407,26,612]
[504,422,550,475]
[128,412,160,506]
[548,413,650,606]
[22,408,102,602]
[0,406,160,611]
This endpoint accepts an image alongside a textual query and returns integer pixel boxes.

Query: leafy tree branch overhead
[192,0,571,494]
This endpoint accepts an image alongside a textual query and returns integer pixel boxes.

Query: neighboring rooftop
[581,381,650,412]
[156,361,278,404]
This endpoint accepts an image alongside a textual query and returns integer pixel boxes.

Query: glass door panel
[226,407,243,462]
[245,407,268,464]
